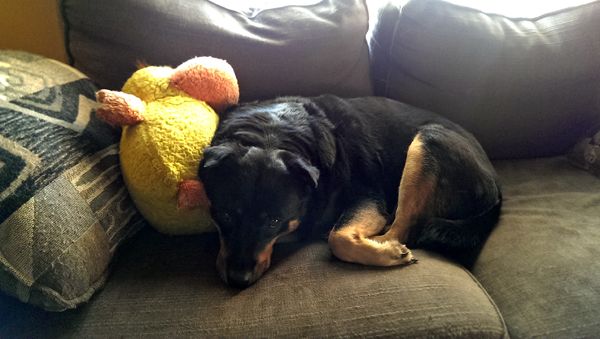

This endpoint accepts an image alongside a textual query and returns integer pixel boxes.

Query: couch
[1,0,599,337]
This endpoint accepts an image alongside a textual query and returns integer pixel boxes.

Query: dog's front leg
[328,133,435,266]
[328,200,416,266]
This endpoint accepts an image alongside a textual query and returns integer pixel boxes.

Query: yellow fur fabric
[120,66,218,234]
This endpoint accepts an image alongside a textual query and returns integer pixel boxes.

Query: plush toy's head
[95,57,239,234]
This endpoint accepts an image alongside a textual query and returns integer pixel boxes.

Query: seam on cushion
[383,4,401,98]
[57,0,74,65]
[30,221,146,310]
[425,0,600,21]
[0,184,110,308]
[0,254,34,288]
[26,223,111,311]
[0,222,107,307]
[29,205,107,286]
[0,255,110,311]
[461,265,511,339]
[26,204,145,310]
[332,0,373,96]
[332,46,373,96]
[33,265,110,311]
[35,224,148,310]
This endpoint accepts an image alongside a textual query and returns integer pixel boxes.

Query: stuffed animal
[95,57,239,234]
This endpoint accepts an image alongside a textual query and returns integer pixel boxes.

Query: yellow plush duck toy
[95,57,239,234]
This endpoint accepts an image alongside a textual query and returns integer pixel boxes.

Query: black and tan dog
[199,95,501,288]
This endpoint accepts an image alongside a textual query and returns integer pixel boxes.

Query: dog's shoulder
[307,96,395,187]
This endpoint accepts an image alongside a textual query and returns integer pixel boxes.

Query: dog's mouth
[216,239,275,288]
[217,220,301,288]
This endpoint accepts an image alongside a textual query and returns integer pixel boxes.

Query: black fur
[199,95,501,287]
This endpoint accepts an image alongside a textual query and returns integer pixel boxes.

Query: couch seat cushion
[474,157,600,337]
[2,229,507,337]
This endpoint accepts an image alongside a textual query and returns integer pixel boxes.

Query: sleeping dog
[199,95,501,288]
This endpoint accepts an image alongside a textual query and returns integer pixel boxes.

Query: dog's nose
[227,269,254,288]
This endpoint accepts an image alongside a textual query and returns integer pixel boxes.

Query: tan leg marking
[328,201,415,266]
[374,133,437,244]
[328,134,435,266]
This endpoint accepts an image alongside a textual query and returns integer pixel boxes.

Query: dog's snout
[227,269,254,288]
[217,234,278,287]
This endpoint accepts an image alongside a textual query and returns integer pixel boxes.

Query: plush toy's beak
[95,90,145,127]
[170,56,239,114]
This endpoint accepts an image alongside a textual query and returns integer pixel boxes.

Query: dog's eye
[268,218,280,229]
[220,212,233,224]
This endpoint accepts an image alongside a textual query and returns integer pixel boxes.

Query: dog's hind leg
[328,198,417,266]
[328,133,434,266]
[373,132,437,246]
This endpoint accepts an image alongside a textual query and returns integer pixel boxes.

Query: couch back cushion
[61,0,373,101]
[369,0,600,159]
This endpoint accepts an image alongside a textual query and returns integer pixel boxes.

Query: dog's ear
[286,156,320,189]
[303,102,336,169]
[201,144,235,169]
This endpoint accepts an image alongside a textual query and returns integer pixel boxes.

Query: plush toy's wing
[96,90,145,127]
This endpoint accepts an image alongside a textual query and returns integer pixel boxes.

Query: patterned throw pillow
[0,50,144,311]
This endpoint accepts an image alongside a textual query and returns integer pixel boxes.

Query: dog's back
[303,95,499,221]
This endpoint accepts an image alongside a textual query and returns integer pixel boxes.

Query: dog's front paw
[390,242,418,265]
[368,236,418,266]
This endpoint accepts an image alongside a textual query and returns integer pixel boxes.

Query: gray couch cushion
[61,0,373,101]
[1,229,507,338]
[473,157,600,337]
[368,0,600,159]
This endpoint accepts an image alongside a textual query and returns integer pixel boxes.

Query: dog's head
[199,143,319,287]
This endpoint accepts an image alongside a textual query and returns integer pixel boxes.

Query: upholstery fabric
[473,157,600,337]
[368,0,600,159]
[61,0,373,101]
[0,50,144,311]
[0,230,508,338]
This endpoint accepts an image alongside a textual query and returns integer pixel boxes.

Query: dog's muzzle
[217,239,275,288]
